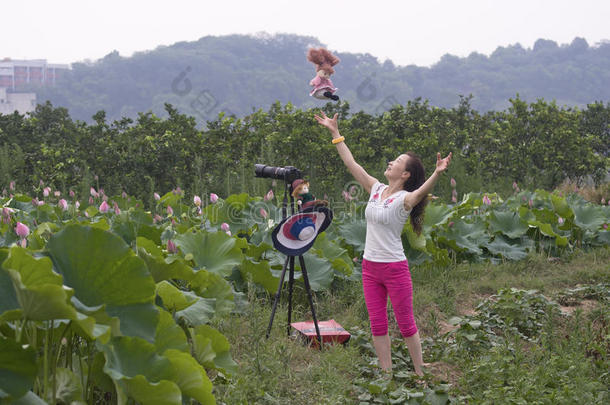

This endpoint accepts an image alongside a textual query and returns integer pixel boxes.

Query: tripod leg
[287,256,295,336]
[266,255,290,339]
[298,255,323,349]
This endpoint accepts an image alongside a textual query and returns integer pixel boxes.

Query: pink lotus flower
[482,195,491,205]
[58,199,68,211]
[15,222,29,238]
[75,201,80,209]
[90,187,98,198]
[167,240,178,254]
[154,192,160,201]
[210,193,219,203]
[88,196,94,205]
[99,201,109,213]
[54,191,60,197]
[9,181,15,191]
[450,178,456,188]
[43,187,51,197]
[69,190,75,198]
[38,200,44,206]
[193,195,202,206]
[221,222,230,232]
[260,208,268,219]
[166,205,173,216]
[264,189,274,201]
[2,207,13,224]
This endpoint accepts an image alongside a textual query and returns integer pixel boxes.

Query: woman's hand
[435,152,452,173]
[314,111,339,136]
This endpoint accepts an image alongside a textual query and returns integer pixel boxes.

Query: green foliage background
[0,97,608,204]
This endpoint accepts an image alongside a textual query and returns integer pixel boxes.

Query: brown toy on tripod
[291,179,328,210]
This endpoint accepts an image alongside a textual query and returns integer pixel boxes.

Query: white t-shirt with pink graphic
[363,182,411,262]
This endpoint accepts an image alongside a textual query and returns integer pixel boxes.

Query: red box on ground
[290,319,351,346]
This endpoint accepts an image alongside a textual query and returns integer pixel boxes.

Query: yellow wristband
[332,136,345,144]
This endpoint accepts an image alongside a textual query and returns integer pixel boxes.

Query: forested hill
[32,33,610,123]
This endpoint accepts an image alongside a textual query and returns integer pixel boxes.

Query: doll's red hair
[307,48,340,74]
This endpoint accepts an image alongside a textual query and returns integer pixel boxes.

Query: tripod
[265,183,322,347]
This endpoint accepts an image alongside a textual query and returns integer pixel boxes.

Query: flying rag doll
[307,48,340,101]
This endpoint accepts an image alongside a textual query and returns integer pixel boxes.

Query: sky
[3,0,610,67]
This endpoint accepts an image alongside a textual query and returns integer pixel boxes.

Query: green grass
[211,247,610,404]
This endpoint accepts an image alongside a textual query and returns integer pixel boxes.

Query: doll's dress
[309,76,338,100]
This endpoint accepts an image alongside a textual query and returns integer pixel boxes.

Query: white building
[0,87,36,115]
[0,58,70,90]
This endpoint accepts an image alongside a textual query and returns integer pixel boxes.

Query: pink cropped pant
[362,258,418,338]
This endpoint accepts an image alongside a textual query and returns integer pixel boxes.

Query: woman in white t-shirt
[315,111,451,376]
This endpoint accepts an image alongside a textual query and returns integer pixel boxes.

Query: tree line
[23,34,610,123]
[0,97,608,206]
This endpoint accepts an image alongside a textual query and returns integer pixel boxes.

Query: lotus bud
[221,222,230,232]
[210,193,219,203]
[167,240,178,253]
[264,189,274,201]
[167,205,173,216]
[15,222,29,238]
[450,178,456,188]
[260,208,268,219]
[482,195,491,205]
[154,192,160,201]
[54,191,60,197]
[43,187,50,197]
[99,201,109,213]
[75,201,80,209]
[194,195,202,206]
[90,187,98,198]
[89,196,94,205]
[58,199,68,211]
[69,190,75,198]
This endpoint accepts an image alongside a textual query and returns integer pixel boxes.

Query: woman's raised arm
[314,111,378,194]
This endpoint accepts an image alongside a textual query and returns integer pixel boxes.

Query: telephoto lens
[254,164,302,183]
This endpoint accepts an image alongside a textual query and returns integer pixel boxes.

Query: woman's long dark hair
[402,152,427,235]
